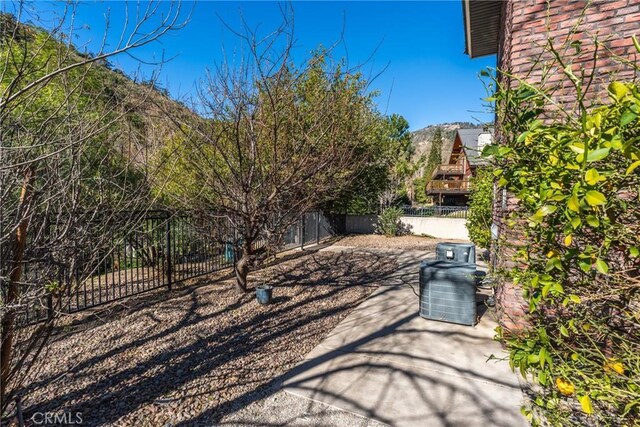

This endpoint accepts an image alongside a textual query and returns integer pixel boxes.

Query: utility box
[419,260,477,326]
[436,242,476,264]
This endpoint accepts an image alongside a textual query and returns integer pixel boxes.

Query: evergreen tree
[425,126,443,178]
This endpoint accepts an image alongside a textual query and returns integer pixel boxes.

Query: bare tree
[156,10,376,292]
[0,1,187,414]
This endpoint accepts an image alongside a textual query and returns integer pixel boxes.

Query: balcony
[426,179,471,194]
[431,164,464,178]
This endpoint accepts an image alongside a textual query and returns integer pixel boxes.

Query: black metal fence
[401,206,469,219]
[4,211,335,326]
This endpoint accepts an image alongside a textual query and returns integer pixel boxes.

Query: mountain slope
[411,122,483,165]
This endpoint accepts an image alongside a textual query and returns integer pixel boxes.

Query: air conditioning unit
[436,242,476,264]
[419,260,477,326]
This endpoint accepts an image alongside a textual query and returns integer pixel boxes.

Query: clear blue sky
[15,1,496,131]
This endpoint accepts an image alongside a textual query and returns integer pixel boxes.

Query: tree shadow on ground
[206,248,521,427]
[20,250,397,426]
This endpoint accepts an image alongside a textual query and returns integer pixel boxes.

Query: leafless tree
[0,1,187,414]
[157,9,376,292]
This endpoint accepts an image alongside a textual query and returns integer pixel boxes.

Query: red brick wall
[502,0,639,111]
[492,0,640,333]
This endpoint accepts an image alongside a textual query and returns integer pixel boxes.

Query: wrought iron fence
[2,211,334,326]
[401,206,469,219]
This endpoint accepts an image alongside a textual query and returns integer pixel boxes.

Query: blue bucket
[256,285,273,305]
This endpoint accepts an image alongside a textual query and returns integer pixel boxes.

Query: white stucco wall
[344,215,470,241]
[399,216,469,241]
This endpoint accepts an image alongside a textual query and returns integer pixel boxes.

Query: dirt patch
[18,250,397,426]
[336,234,450,250]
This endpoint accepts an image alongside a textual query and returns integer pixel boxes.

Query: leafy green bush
[376,207,405,237]
[485,37,640,426]
[466,167,493,249]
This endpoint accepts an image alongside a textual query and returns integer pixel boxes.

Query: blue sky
[14,1,496,131]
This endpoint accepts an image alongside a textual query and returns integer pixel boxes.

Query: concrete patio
[223,244,528,427]
[282,246,527,427]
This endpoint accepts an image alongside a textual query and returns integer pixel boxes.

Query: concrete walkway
[281,246,527,427]
[223,245,528,427]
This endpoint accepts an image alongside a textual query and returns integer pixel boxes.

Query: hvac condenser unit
[436,242,476,264]
[419,260,477,326]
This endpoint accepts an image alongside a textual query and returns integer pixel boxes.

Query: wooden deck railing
[426,179,471,193]
[431,164,464,178]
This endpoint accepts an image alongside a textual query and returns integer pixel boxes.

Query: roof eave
[462,0,502,59]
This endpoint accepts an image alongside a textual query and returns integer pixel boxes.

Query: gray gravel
[20,250,398,426]
[336,234,445,250]
[220,386,389,427]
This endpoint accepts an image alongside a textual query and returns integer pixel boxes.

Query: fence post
[316,212,320,245]
[300,215,305,250]
[165,212,172,291]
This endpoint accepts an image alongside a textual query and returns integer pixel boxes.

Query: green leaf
[584,168,603,185]
[567,195,580,212]
[569,294,581,304]
[498,146,511,156]
[629,246,639,258]
[621,109,637,126]
[537,205,557,216]
[529,212,544,225]
[498,176,508,187]
[539,347,549,368]
[586,147,610,162]
[482,144,499,157]
[595,259,609,274]
[579,261,591,272]
[626,160,640,175]
[560,325,569,337]
[568,142,585,154]
[570,216,582,228]
[608,81,628,100]
[538,370,548,386]
[584,190,606,206]
[578,395,593,415]
[586,215,600,227]
[516,131,529,143]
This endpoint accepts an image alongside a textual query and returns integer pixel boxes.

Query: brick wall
[492,0,640,333]
[502,0,639,110]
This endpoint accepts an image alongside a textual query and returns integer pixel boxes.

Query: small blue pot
[256,285,273,305]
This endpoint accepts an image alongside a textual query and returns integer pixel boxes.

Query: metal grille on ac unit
[419,260,477,326]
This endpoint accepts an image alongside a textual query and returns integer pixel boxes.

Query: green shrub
[466,167,493,249]
[485,37,640,426]
[376,207,405,237]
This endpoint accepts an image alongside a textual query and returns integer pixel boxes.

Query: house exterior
[426,127,493,206]
[462,0,640,331]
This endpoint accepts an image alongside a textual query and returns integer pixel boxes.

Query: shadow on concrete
[208,247,525,427]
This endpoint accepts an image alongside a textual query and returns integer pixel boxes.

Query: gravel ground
[335,234,447,250]
[220,386,388,427]
[19,250,397,426]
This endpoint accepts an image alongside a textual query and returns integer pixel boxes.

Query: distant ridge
[411,122,484,172]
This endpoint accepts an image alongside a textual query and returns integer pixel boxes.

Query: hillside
[411,122,483,165]
[0,13,192,169]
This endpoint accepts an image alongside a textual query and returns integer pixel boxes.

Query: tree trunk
[1,168,33,409]
[234,238,252,293]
